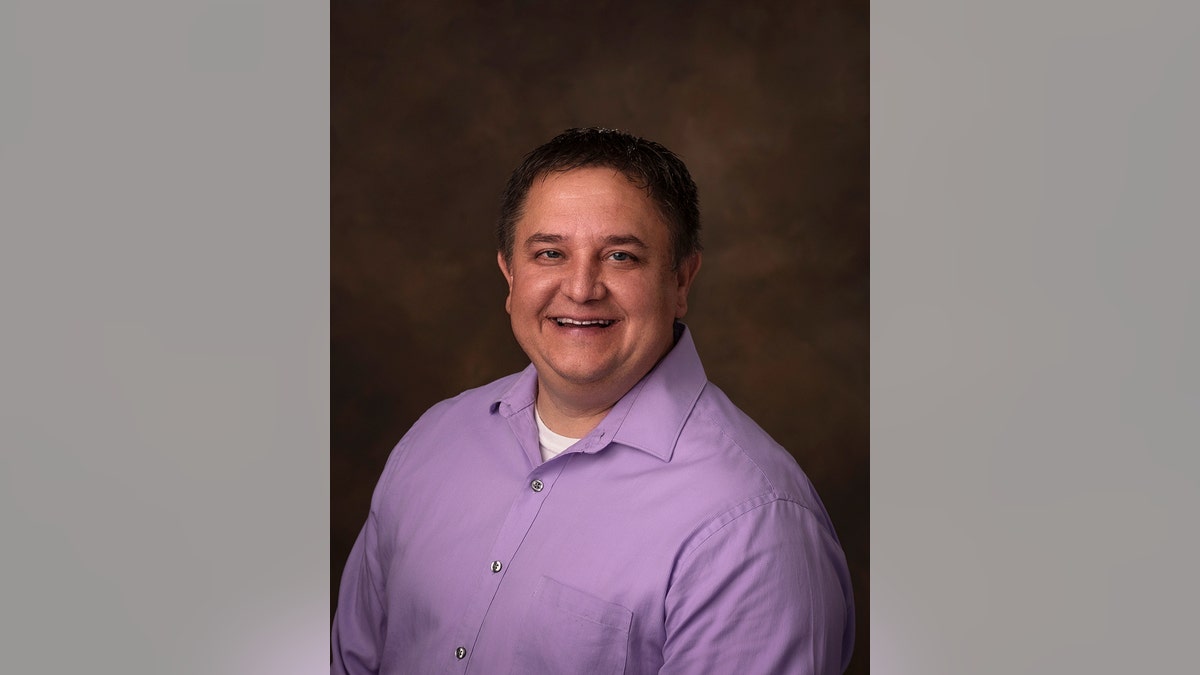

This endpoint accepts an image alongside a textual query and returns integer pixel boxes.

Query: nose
[562,259,606,303]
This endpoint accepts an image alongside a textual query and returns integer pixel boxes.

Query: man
[332,128,855,674]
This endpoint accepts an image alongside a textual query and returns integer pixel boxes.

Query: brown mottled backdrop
[332,0,868,671]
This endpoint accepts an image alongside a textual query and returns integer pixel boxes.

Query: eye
[607,251,636,262]
[536,250,563,260]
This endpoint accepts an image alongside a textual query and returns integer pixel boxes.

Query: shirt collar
[492,322,708,463]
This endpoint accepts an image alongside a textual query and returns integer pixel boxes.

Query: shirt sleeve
[660,498,855,675]
[331,502,388,674]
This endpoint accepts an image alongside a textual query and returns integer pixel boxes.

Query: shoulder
[373,370,526,487]
[680,381,828,513]
[663,387,856,671]
[412,371,524,428]
[395,369,530,442]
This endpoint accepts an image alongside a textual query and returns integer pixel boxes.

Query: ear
[672,253,702,319]
[497,251,514,315]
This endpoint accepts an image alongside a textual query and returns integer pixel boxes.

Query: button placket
[444,455,568,669]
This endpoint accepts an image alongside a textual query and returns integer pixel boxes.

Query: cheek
[508,278,551,313]
[626,277,681,315]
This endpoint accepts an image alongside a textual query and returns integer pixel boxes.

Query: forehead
[518,167,668,238]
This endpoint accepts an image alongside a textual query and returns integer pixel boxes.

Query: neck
[534,384,620,438]
[533,325,683,437]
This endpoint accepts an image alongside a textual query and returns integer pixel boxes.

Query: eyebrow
[524,233,566,248]
[522,233,651,249]
[602,234,650,249]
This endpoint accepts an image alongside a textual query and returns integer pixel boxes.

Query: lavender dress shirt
[332,326,855,674]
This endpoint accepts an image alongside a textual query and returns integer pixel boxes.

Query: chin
[544,360,618,387]
[551,369,611,387]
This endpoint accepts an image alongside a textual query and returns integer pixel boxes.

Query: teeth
[555,318,613,327]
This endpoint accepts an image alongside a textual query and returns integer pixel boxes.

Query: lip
[547,316,619,328]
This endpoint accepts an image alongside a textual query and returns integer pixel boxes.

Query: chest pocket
[510,576,633,675]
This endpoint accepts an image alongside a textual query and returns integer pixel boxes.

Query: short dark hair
[497,128,702,269]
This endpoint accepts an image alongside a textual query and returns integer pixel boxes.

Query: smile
[552,317,615,328]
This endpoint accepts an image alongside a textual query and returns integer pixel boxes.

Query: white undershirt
[534,407,581,463]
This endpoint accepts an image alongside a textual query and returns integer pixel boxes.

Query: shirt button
[491,560,503,573]
[455,646,466,660]
[530,479,544,492]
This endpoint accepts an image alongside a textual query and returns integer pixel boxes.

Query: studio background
[332,1,867,671]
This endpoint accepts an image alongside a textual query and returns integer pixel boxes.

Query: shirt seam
[676,494,817,567]
[674,406,815,566]
[369,430,418,603]
[362,510,387,608]
[701,404,792,497]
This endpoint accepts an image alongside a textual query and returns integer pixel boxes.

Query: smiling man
[332,128,855,674]
[498,164,700,441]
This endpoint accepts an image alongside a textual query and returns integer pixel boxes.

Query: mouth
[551,317,616,328]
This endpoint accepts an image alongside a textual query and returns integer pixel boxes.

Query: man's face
[498,167,700,402]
